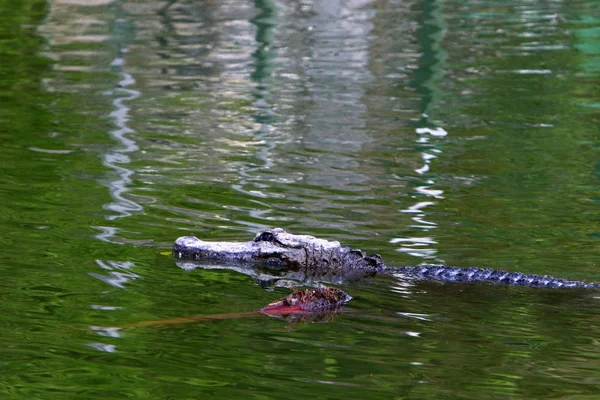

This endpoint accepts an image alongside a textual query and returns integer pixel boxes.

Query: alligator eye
[256,231,275,242]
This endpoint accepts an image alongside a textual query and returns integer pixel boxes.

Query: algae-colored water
[1,0,599,398]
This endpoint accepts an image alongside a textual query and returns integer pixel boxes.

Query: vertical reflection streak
[228,0,279,229]
[94,13,142,243]
[89,13,142,349]
[395,0,448,260]
[88,14,143,351]
[103,53,141,221]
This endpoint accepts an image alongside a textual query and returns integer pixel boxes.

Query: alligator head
[173,228,386,282]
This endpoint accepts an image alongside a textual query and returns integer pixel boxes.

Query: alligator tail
[393,265,598,289]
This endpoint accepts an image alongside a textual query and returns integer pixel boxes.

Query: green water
[1,0,599,398]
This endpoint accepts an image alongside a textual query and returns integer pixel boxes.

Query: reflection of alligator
[173,228,598,310]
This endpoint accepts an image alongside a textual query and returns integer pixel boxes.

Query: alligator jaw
[173,235,300,267]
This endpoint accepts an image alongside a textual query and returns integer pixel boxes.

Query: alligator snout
[173,231,306,267]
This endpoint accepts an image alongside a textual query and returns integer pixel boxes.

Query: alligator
[173,228,598,312]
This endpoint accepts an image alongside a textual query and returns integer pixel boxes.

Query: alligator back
[393,266,598,289]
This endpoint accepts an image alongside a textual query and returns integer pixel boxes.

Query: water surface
[1,0,599,398]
